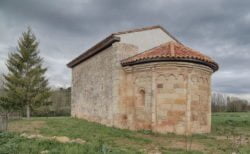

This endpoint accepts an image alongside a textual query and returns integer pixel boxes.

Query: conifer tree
[0,27,51,118]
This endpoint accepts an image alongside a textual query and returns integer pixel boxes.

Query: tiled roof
[121,41,219,71]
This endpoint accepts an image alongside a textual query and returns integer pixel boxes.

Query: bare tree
[212,92,250,112]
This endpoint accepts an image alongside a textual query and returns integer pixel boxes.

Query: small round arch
[138,89,146,106]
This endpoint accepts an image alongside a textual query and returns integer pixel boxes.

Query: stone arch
[178,74,186,81]
[167,74,177,81]
[156,74,166,82]
[199,77,205,83]
[137,89,146,106]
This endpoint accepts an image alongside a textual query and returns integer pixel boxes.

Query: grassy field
[0,112,249,154]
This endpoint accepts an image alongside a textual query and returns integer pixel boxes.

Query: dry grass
[8,119,45,134]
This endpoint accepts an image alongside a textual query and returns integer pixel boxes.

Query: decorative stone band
[121,57,218,72]
[121,41,219,72]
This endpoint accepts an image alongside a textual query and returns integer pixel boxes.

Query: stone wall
[120,62,213,134]
[71,46,115,126]
[112,43,139,129]
[189,67,212,133]
[71,42,213,135]
[71,43,139,127]
[153,65,187,134]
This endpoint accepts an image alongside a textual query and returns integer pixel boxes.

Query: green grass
[40,117,152,144]
[212,112,250,136]
[0,132,135,154]
[1,112,250,154]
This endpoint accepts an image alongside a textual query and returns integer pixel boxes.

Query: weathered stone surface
[71,45,115,126]
[119,62,213,134]
[71,42,213,135]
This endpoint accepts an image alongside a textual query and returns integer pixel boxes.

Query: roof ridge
[112,25,162,35]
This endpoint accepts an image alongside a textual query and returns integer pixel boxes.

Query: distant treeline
[212,93,250,112]
[36,91,250,115]
[0,87,71,117]
[32,87,71,116]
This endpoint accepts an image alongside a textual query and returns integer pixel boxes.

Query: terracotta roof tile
[121,41,219,71]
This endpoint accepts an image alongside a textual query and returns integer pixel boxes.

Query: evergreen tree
[0,27,51,118]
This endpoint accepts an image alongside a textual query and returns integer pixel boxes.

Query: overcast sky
[0,0,250,95]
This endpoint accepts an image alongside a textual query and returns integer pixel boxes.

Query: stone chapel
[67,25,218,134]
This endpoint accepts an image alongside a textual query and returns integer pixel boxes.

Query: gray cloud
[0,0,250,93]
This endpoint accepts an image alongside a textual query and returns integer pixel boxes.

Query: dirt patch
[8,120,45,134]
[136,133,205,152]
[54,136,71,143]
[122,133,205,153]
[169,140,205,151]
[215,135,250,145]
[40,150,49,154]
[148,147,162,154]
[20,133,86,144]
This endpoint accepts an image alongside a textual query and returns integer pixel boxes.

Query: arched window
[138,89,145,106]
